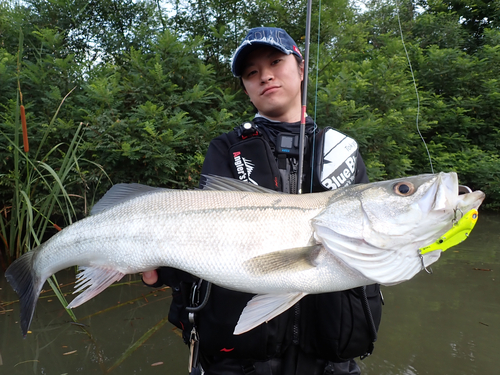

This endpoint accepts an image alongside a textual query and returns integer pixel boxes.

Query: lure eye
[393,181,415,196]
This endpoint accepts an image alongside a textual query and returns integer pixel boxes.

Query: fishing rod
[297,0,313,194]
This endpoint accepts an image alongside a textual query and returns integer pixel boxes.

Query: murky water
[1,213,499,374]
[359,211,500,375]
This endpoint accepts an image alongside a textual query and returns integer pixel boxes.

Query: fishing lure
[419,208,479,255]
[418,208,479,273]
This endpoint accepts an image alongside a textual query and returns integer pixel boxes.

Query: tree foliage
[417,0,500,51]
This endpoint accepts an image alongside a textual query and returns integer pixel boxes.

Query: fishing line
[306,0,435,190]
[394,0,434,174]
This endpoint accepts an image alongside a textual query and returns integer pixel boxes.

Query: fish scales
[35,189,333,293]
[5,173,485,336]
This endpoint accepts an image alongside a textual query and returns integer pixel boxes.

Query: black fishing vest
[226,120,314,194]
[165,120,382,371]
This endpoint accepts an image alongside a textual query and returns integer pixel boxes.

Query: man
[143,27,382,375]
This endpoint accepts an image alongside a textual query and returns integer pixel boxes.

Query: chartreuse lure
[419,209,479,255]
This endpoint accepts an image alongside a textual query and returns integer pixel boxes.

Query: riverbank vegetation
[1,0,499,262]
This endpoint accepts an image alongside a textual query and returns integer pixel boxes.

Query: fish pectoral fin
[67,267,125,309]
[243,245,322,275]
[234,292,307,335]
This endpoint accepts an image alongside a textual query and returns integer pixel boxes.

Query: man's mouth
[261,86,280,95]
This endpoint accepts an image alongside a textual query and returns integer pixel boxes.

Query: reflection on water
[1,213,499,374]
[0,273,187,374]
[359,211,500,375]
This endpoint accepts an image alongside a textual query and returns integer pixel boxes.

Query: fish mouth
[423,172,458,212]
[455,188,485,213]
[314,172,486,286]
[420,174,484,215]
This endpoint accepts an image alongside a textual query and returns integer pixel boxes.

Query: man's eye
[246,70,257,77]
[271,59,282,65]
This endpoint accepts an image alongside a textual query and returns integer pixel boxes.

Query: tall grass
[1,92,79,258]
[1,31,169,371]
[0,33,109,323]
[0,94,96,322]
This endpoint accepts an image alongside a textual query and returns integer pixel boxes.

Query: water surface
[359,211,500,374]
[1,213,499,374]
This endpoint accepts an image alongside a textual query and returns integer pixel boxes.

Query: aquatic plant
[0,32,111,325]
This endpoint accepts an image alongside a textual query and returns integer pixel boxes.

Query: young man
[143,27,382,375]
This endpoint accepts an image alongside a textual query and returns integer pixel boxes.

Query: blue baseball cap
[231,27,303,77]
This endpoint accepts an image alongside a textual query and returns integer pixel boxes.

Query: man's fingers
[142,270,159,285]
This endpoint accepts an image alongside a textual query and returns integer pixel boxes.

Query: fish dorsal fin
[201,174,280,194]
[91,183,167,215]
[234,293,307,335]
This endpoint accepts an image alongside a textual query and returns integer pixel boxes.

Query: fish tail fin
[5,251,45,337]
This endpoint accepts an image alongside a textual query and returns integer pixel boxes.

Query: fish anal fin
[67,267,125,309]
[234,293,307,335]
[243,245,322,275]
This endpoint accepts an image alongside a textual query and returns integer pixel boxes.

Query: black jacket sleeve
[199,133,235,185]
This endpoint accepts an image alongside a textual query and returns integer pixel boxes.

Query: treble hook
[419,250,433,274]
[422,208,462,273]
[453,207,464,223]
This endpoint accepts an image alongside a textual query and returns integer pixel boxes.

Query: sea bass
[6,173,484,336]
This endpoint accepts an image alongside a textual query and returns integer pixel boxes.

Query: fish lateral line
[4,172,485,338]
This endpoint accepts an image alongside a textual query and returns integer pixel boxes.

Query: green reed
[1,31,166,371]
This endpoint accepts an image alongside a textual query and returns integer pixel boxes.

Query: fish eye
[393,181,415,196]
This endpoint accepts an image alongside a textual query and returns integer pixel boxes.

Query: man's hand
[142,270,159,286]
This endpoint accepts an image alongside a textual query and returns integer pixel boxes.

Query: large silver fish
[6,173,484,336]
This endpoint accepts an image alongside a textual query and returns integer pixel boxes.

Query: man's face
[240,46,304,122]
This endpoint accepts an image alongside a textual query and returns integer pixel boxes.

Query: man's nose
[260,68,274,82]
